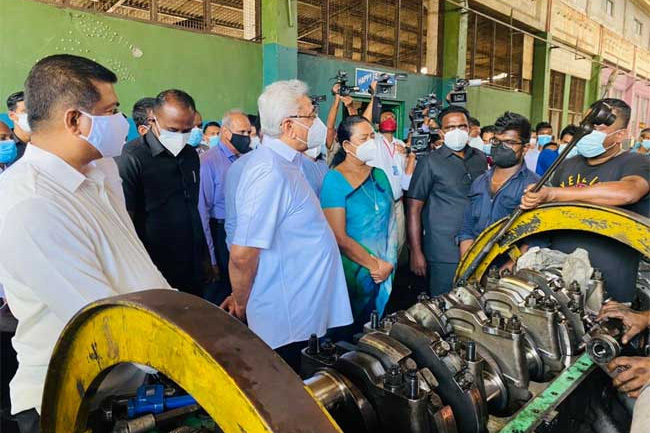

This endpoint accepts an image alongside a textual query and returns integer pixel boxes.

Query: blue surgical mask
[482,143,491,155]
[0,139,17,164]
[208,135,220,148]
[537,134,552,146]
[575,130,617,158]
[642,140,650,150]
[187,127,203,147]
[566,147,579,159]
[558,143,567,154]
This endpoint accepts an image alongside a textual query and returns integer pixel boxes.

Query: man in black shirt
[407,106,488,295]
[521,98,650,302]
[116,89,212,296]
[6,91,31,163]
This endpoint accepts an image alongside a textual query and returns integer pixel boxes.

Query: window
[465,12,530,92]
[605,0,614,16]
[567,77,586,126]
[634,19,643,36]
[548,71,565,134]
[40,0,261,41]
[297,0,427,73]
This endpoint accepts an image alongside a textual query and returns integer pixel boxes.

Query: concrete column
[441,0,468,80]
[243,0,256,40]
[584,56,602,109]
[425,0,438,75]
[561,73,572,129]
[262,0,298,86]
[531,32,551,125]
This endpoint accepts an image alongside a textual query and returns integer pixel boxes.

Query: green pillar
[531,33,551,125]
[561,74,571,129]
[262,0,298,86]
[585,55,602,109]
[441,0,468,80]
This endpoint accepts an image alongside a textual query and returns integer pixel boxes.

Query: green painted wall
[0,0,262,121]
[465,86,532,125]
[262,0,298,85]
[297,53,441,139]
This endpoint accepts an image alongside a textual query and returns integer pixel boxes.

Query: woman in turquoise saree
[320,116,398,334]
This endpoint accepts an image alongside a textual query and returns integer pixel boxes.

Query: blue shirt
[198,139,238,264]
[224,151,253,249]
[458,163,540,242]
[301,157,329,196]
[535,148,558,175]
[232,137,353,348]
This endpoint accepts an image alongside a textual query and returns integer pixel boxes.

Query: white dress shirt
[232,137,352,349]
[0,145,170,415]
[370,134,409,200]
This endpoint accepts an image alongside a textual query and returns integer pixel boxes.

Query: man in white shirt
[222,80,352,372]
[0,54,170,432]
[362,85,415,254]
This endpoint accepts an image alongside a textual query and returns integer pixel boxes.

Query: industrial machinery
[40,204,650,433]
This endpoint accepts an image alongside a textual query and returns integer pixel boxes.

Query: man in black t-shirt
[521,98,650,302]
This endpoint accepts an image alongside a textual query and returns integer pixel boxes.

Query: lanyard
[382,137,396,158]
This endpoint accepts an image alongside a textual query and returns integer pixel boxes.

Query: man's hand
[203,260,218,284]
[598,302,650,344]
[520,185,554,210]
[499,259,515,276]
[608,356,650,397]
[332,83,341,97]
[410,250,427,277]
[369,81,377,95]
[220,295,246,320]
[341,95,353,108]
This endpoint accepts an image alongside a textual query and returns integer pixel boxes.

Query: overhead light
[420,67,428,74]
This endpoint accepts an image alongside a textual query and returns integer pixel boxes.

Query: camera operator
[362,81,416,254]
[596,301,650,433]
[326,83,357,164]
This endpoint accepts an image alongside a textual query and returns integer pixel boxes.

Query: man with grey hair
[222,80,352,371]
[198,109,252,302]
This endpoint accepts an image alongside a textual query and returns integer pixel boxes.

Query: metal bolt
[307,333,320,355]
[509,315,522,333]
[384,364,403,391]
[320,339,336,359]
[370,310,379,329]
[405,368,419,399]
[435,298,447,312]
[417,292,430,302]
[491,311,503,328]
[433,340,450,357]
[488,266,500,279]
[466,341,477,362]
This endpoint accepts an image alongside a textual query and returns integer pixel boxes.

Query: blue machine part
[127,384,197,418]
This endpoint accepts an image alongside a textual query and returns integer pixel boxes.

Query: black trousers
[209,219,232,292]
[275,340,308,374]
[15,409,38,433]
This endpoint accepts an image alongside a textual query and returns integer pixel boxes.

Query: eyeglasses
[287,105,320,120]
[490,138,523,149]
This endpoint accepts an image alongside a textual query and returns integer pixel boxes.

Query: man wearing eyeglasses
[407,105,488,296]
[521,98,650,302]
[222,80,352,371]
[458,112,540,273]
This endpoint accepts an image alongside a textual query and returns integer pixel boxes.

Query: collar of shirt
[21,145,107,193]
[144,130,167,157]
[439,144,474,159]
[218,139,238,162]
[485,161,529,186]
[265,137,300,162]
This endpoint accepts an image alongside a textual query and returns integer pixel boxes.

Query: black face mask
[230,133,251,154]
[492,144,520,168]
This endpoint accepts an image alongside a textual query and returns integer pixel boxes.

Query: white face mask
[293,117,327,149]
[347,138,378,164]
[250,136,261,150]
[468,136,484,151]
[78,111,130,158]
[155,118,190,157]
[17,112,32,134]
[443,128,469,152]
[304,146,320,159]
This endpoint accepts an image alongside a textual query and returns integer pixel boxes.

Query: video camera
[448,78,483,107]
[332,70,360,97]
[408,93,443,157]
[375,72,408,96]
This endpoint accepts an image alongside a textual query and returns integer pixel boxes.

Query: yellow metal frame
[456,203,650,283]
[40,290,342,433]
